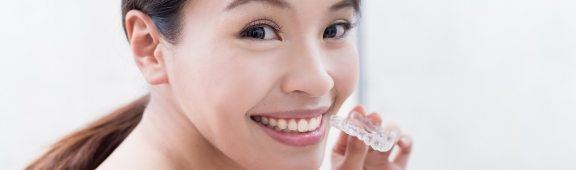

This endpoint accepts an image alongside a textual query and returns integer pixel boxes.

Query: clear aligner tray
[330,111,400,152]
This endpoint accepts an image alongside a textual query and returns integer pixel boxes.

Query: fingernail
[348,110,361,118]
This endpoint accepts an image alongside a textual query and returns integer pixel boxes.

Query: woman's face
[162,0,359,169]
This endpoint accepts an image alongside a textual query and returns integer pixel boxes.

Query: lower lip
[253,116,326,147]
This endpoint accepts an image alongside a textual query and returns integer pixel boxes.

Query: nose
[281,41,334,97]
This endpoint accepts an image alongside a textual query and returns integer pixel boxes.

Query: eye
[323,22,351,39]
[240,21,281,41]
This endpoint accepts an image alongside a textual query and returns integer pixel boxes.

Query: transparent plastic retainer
[330,111,400,152]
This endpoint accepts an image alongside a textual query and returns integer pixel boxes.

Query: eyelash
[239,18,282,39]
[239,18,357,40]
[329,20,355,39]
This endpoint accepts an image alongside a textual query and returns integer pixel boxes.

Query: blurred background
[1,0,575,169]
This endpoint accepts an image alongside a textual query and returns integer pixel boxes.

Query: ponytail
[26,95,149,170]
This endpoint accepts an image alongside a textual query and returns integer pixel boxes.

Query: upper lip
[249,107,330,119]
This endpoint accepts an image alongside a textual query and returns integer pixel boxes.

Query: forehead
[225,0,360,12]
[185,0,359,14]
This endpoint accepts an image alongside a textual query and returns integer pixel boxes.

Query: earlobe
[124,10,169,85]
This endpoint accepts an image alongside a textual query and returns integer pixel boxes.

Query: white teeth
[269,119,277,127]
[288,119,298,131]
[297,119,308,132]
[254,115,323,133]
[277,119,287,130]
[308,117,319,131]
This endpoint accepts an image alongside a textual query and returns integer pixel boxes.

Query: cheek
[168,48,295,168]
[169,53,264,126]
[166,45,277,143]
[330,46,360,102]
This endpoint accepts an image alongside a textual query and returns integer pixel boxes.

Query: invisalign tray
[330,111,400,152]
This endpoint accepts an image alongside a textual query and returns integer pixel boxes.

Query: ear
[124,10,169,85]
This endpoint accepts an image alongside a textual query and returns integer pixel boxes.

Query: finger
[365,121,399,162]
[339,135,369,170]
[350,105,368,118]
[333,132,349,155]
[366,112,382,126]
[333,105,367,155]
[392,135,413,168]
[365,112,384,154]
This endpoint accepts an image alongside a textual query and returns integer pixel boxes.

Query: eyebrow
[226,0,291,10]
[225,0,358,12]
[330,0,358,12]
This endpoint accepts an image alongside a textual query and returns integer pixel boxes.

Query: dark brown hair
[121,0,188,44]
[26,0,360,169]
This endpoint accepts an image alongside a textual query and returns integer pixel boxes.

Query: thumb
[337,135,369,170]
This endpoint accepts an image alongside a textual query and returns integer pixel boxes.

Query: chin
[240,150,324,170]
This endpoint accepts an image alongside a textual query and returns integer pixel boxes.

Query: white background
[362,0,576,170]
[1,0,575,170]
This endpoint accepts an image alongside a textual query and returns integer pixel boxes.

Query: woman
[27,0,412,169]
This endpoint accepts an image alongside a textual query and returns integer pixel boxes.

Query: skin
[331,106,413,170]
[98,0,412,169]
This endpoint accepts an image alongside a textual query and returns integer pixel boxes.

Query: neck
[98,90,243,169]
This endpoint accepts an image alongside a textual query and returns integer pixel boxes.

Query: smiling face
[159,0,360,169]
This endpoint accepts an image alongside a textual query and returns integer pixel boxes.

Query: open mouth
[249,107,329,147]
[250,115,323,133]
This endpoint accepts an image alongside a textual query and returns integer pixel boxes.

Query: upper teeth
[254,115,322,133]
